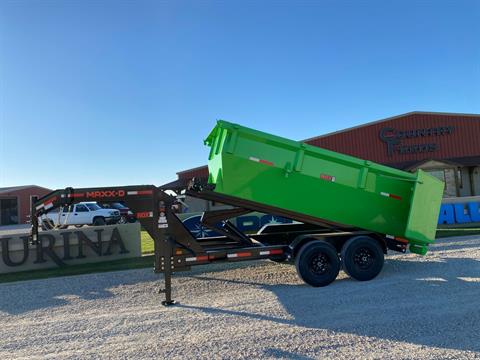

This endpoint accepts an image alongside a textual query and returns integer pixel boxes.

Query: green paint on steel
[205,120,444,254]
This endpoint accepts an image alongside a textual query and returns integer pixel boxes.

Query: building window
[0,198,19,225]
[425,169,458,197]
[426,170,445,182]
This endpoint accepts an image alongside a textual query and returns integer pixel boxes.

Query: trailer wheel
[341,236,384,281]
[295,240,340,287]
[93,217,106,226]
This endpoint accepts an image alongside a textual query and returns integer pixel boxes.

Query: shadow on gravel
[263,348,315,359]
[182,256,480,353]
[429,237,480,252]
[0,271,152,315]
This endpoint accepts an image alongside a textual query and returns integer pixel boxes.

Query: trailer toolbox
[204,120,444,255]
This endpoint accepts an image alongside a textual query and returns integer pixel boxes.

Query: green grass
[436,228,480,238]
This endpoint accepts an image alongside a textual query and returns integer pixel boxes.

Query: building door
[0,198,19,225]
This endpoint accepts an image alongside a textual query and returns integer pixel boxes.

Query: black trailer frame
[30,182,408,305]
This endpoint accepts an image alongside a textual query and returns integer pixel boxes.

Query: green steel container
[205,120,444,255]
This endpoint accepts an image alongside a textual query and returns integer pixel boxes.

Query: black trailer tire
[93,217,106,226]
[295,240,340,287]
[341,236,384,281]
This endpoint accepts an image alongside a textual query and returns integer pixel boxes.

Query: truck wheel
[341,236,384,281]
[295,240,340,287]
[93,217,106,226]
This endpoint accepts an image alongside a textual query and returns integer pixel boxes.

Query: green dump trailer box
[205,120,444,255]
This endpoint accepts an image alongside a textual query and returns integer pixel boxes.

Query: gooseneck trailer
[30,121,444,305]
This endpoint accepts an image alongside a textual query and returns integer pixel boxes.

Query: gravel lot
[1,235,480,359]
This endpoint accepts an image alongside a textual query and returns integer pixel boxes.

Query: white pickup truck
[39,202,121,229]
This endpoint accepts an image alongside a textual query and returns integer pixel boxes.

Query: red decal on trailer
[86,190,126,198]
[127,190,153,196]
[136,211,153,219]
[259,159,274,166]
[320,174,336,182]
[68,193,85,198]
[380,192,402,200]
[249,156,274,166]
[44,196,57,205]
[196,255,209,262]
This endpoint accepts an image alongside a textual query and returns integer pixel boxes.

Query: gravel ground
[1,235,480,359]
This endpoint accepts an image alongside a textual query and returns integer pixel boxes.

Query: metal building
[0,185,52,225]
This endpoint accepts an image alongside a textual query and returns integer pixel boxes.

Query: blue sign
[438,202,480,225]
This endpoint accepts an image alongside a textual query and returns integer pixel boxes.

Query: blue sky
[1,0,479,189]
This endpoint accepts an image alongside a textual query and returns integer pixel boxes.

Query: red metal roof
[305,112,480,166]
[0,185,52,195]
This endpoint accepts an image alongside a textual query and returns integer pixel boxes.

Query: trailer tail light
[259,249,284,256]
[185,255,209,263]
[380,192,402,200]
[249,156,274,166]
[227,252,252,258]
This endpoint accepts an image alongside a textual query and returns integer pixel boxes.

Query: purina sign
[0,223,141,274]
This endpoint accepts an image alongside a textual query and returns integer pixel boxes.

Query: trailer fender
[289,235,330,258]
